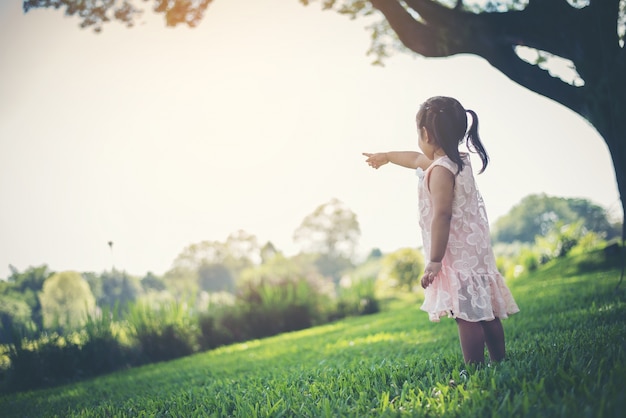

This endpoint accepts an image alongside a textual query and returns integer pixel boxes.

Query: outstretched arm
[362,151,431,170]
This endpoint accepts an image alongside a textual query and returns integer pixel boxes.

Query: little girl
[364,96,519,365]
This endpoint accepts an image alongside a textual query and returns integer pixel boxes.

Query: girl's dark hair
[416,96,489,174]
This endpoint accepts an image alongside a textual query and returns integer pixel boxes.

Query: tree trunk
[587,87,626,254]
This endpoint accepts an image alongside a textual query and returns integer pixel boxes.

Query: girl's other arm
[362,151,431,170]
[421,166,454,288]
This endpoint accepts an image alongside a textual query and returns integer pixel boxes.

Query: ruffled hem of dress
[420,307,520,323]
[420,272,520,323]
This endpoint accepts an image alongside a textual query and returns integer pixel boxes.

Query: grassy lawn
[1,251,624,417]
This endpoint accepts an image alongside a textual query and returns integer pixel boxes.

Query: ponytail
[465,109,489,174]
[417,97,490,175]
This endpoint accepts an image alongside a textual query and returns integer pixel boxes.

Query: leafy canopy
[492,193,619,243]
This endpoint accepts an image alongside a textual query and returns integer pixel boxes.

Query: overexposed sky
[0,0,620,279]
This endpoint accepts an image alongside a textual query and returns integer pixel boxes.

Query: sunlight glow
[566,0,590,7]
[514,46,585,87]
[0,0,619,278]
[325,331,419,351]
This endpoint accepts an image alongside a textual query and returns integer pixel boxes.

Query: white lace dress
[418,154,519,322]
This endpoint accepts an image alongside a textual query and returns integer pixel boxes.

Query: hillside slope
[1,250,624,417]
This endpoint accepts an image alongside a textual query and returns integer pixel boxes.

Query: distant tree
[0,295,33,343]
[566,198,621,239]
[83,271,104,304]
[382,248,425,290]
[260,241,280,264]
[98,269,142,311]
[39,271,96,329]
[197,263,234,293]
[239,253,333,302]
[84,270,141,311]
[294,198,361,259]
[7,265,50,293]
[293,198,361,281]
[167,230,260,296]
[240,253,326,286]
[167,240,228,297]
[367,248,383,260]
[492,194,618,244]
[5,265,51,329]
[171,231,260,274]
[140,271,167,292]
[313,254,355,282]
[223,230,261,271]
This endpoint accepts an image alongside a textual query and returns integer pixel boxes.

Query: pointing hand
[362,152,389,169]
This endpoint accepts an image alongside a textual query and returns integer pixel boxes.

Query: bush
[4,332,81,392]
[204,278,322,343]
[2,264,383,393]
[197,312,237,350]
[519,247,539,273]
[197,274,381,351]
[79,308,135,376]
[237,278,318,337]
[126,301,198,364]
[335,277,379,319]
[0,308,138,393]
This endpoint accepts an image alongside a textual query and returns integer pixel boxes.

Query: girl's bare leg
[481,318,506,362]
[455,319,486,364]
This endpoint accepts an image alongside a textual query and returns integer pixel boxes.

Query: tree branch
[369,0,588,113]
[485,45,586,116]
[399,0,588,61]
[402,0,470,26]
[369,0,477,57]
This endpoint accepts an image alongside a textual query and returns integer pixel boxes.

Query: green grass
[1,251,624,417]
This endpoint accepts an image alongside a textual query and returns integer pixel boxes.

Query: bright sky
[0,0,620,280]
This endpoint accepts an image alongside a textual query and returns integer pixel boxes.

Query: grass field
[1,251,624,417]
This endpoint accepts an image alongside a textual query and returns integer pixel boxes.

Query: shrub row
[0,276,378,393]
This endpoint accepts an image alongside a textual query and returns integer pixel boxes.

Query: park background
[0,3,625,415]
[0,0,621,280]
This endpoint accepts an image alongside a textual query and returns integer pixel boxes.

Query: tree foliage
[140,271,167,292]
[492,193,619,243]
[165,230,261,297]
[85,269,142,312]
[293,198,361,259]
[23,0,214,31]
[0,295,33,343]
[381,247,425,290]
[39,271,96,329]
[197,263,234,293]
[170,230,260,274]
[3,265,52,330]
[293,198,361,281]
[238,253,334,310]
